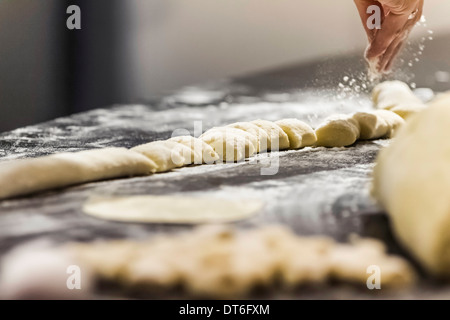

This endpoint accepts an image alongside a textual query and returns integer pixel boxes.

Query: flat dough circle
[83,196,263,224]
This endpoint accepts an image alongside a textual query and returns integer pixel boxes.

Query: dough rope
[0,81,427,199]
[0,148,156,200]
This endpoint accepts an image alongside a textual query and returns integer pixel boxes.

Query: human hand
[354,0,424,74]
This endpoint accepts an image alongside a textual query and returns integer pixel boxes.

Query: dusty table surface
[1,36,450,298]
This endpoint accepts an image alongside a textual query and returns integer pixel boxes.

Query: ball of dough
[275,118,317,149]
[375,110,405,138]
[251,120,290,151]
[227,122,270,153]
[353,111,389,140]
[315,115,360,147]
[168,136,219,164]
[200,127,257,162]
[372,81,423,110]
[372,99,450,275]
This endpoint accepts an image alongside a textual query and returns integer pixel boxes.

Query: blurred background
[0,0,449,132]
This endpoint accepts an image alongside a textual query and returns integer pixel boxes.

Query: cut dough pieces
[0,148,156,200]
[372,81,427,120]
[353,111,389,140]
[131,140,193,172]
[226,122,270,153]
[375,110,405,138]
[372,97,450,276]
[200,127,257,162]
[275,118,317,149]
[353,110,404,140]
[315,115,360,147]
[390,104,427,120]
[251,120,290,151]
[70,225,415,297]
[168,136,219,164]
[83,195,263,224]
[372,80,423,110]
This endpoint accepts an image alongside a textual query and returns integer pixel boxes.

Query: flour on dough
[83,195,263,224]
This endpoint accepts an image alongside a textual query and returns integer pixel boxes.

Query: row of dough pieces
[66,225,414,297]
[0,80,423,200]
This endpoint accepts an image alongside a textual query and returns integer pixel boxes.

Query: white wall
[125,0,450,98]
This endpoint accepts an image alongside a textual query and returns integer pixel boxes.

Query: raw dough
[201,127,257,157]
[70,225,415,298]
[353,110,404,140]
[275,118,317,149]
[251,119,290,151]
[226,122,270,153]
[390,104,427,120]
[131,140,193,172]
[200,128,256,162]
[168,136,219,164]
[83,195,263,224]
[372,80,423,110]
[315,115,360,147]
[353,111,389,140]
[0,148,156,200]
[329,237,414,286]
[375,110,405,138]
[372,97,450,275]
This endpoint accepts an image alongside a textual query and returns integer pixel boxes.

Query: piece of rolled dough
[131,140,192,172]
[251,120,290,151]
[275,119,317,149]
[372,98,450,275]
[375,110,405,138]
[83,195,263,224]
[0,148,156,200]
[200,128,256,162]
[372,81,423,110]
[226,122,270,153]
[315,115,360,147]
[353,111,389,140]
[201,127,258,156]
[352,110,403,140]
[390,104,427,120]
[168,136,219,164]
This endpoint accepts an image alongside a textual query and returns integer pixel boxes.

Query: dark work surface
[1,34,450,299]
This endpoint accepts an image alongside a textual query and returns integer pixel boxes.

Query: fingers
[378,0,424,72]
[354,0,384,42]
[381,38,405,72]
[365,11,410,60]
